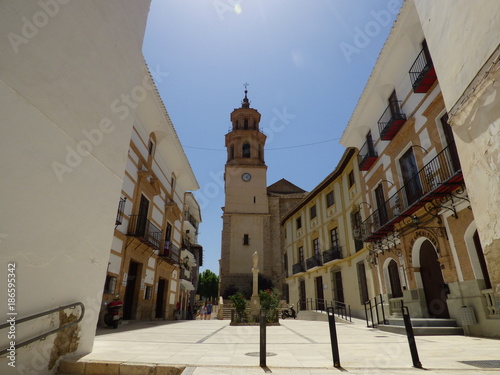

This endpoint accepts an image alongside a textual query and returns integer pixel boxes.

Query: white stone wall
[0,1,151,373]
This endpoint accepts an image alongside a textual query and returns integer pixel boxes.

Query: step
[384,318,459,327]
[378,324,464,336]
[57,359,185,375]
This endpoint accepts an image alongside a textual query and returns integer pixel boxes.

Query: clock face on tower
[241,172,252,182]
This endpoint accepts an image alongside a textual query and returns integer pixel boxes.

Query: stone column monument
[250,251,261,316]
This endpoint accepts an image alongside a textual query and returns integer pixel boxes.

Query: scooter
[281,305,296,319]
[104,296,123,328]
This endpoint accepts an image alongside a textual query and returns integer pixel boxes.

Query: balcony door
[375,184,388,225]
[440,113,461,173]
[399,148,422,206]
[315,276,325,311]
[137,194,149,236]
[388,90,399,117]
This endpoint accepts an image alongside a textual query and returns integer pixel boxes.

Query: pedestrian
[199,303,206,320]
[206,300,213,320]
[175,301,180,320]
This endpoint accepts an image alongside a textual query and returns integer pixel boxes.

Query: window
[148,139,155,156]
[296,217,302,229]
[375,184,388,225]
[171,174,176,191]
[145,285,153,300]
[326,191,335,207]
[330,227,339,248]
[310,205,317,219]
[298,246,304,263]
[351,210,364,252]
[243,234,249,245]
[348,171,355,188]
[357,261,369,304]
[244,119,249,129]
[399,148,422,205]
[104,275,117,294]
[242,143,250,158]
[313,238,320,258]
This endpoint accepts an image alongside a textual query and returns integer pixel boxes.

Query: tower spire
[242,82,250,108]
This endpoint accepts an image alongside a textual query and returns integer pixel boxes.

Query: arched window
[388,259,403,298]
[230,145,235,161]
[244,119,249,130]
[242,143,250,158]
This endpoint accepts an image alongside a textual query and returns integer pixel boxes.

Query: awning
[180,278,195,291]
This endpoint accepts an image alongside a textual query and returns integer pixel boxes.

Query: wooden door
[420,240,449,318]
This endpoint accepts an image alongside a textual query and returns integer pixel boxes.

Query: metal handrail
[0,302,85,356]
[363,294,387,328]
[298,298,351,322]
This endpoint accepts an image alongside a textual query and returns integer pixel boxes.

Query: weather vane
[243,82,249,90]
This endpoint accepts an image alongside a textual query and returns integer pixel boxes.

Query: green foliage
[229,292,248,322]
[259,288,281,323]
[197,269,219,300]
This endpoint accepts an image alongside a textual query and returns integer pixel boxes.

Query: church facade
[219,91,307,298]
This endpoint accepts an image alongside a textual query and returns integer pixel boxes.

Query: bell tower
[219,86,270,298]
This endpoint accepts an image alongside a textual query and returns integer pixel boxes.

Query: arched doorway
[420,240,449,318]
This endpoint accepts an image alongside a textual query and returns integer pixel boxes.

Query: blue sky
[142,0,402,275]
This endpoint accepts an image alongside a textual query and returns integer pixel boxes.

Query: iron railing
[361,143,462,241]
[306,254,322,270]
[0,302,84,356]
[364,294,388,328]
[296,298,352,322]
[358,138,378,169]
[160,241,180,263]
[184,211,198,231]
[323,246,342,263]
[409,47,435,91]
[378,101,407,140]
[127,215,162,249]
[292,262,306,275]
[115,197,126,225]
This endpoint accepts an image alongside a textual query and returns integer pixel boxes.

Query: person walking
[199,303,206,320]
[206,301,213,320]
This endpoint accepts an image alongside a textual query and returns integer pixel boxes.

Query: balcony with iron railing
[115,197,126,226]
[306,254,323,270]
[159,241,180,264]
[409,47,437,93]
[292,262,306,275]
[358,139,378,171]
[360,143,463,242]
[378,101,407,141]
[323,246,343,263]
[127,215,162,249]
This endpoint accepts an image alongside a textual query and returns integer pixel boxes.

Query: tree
[197,269,219,301]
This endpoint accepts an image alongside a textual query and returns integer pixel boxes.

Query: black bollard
[260,309,266,367]
[401,306,422,368]
[326,307,341,368]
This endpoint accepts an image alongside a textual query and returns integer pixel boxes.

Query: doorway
[299,279,306,311]
[315,276,325,310]
[123,260,142,320]
[155,278,168,319]
[419,240,449,318]
[333,271,344,304]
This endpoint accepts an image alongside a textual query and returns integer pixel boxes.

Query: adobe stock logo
[339,0,402,63]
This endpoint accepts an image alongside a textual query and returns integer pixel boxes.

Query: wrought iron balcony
[361,143,463,242]
[358,139,378,171]
[292,262,306,275]
[378,101,407,141]
[409,47,437,93]
[115,197,126,225]
[306,255,322,270]
[127,215,162,249]
[159,241,180,264]
[323,246,342,263]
